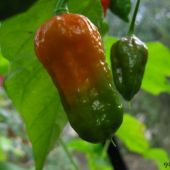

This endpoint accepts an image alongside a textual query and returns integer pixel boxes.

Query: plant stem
[55,0,69,15]
[59,138,79,170]
[110,136,117,147]
[107,136,128,170]
[102,139,110,157]
[128,0,141,35]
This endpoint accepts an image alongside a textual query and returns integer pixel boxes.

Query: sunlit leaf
[103,36,117,64]
[0,0,67,170]
[68,138,101,154]
[142,42,170,94]
[0,145,6,161]
[116,113,149,154]
[144,148,169,170]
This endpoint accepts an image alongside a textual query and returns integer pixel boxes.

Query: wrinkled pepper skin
[34,14,123,143]
[110,35,148,101]
[110,0,131,22]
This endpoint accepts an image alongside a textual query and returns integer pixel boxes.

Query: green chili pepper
[110,0,148,100]
[34,0,123,143]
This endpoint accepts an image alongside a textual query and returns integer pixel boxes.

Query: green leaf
[68,138,101,154]
[0,146,6,161]
[103,36,117,64]
[0,0,56,61]
[0,162,31,170]
[68,0,108,35]
[116,113,150,154]
[0,0,67,170]
[144,148,169,170]
[142,42,170,95]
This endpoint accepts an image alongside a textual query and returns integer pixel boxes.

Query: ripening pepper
[34,13,123,143]
[110,36,148,100]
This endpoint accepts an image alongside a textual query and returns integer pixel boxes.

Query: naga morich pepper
[110,36,148,100]
[34,13,123,143]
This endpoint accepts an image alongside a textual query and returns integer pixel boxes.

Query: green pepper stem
[55,0,69,15]
[127,0,141,35]
[110,137,117,147]
[102,139,110,157]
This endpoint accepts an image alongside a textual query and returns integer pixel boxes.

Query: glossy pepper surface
[110,35,148,100]
[34,13,123,143]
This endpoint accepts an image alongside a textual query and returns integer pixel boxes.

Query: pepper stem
[55,0,69,15]
[110,137,117,147]
[127,0,141,35]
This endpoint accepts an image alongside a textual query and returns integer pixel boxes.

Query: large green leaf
[116,113,149,154]
[103,36,117,64]
[104,36,170,95]
[68,0,108,35]
[0,0,56,61]
[0,0,67,170]
[142,42,170,94]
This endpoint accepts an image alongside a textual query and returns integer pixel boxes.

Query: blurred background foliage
[107,0,170,47]
[0,0,170,170]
